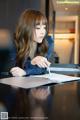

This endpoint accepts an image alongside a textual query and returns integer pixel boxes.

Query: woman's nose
[41,29,45,34]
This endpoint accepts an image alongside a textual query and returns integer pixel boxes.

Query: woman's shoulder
[47,34,54,43]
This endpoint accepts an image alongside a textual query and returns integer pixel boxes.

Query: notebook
[0,73,80,89]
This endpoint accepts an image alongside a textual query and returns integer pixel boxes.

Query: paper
[32,73,80,83]
[0,73,80,89]
[0,76,52,89]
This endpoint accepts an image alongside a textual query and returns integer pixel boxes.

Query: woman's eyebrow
[35,23,40,25]
[35,21,46,25]
[35,24,46,26]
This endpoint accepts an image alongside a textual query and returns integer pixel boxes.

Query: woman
[10,9,54,118]
[10,9,53,76]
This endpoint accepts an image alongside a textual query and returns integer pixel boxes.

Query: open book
[0,73,80,89]
[32,73,80,83]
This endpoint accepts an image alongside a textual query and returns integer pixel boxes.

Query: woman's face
[33,22,46,43]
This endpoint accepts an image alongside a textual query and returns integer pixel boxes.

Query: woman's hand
[10,67,26,77]
[31,56,51,68]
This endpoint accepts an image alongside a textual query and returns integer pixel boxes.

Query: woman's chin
[37,40,43,43]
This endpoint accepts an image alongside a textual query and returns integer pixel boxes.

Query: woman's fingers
[43,58,51,67]
[10,67,26,76]
[39,57,51,68]
[31,56,51,68]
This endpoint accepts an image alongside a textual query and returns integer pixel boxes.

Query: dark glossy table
[0,73,80,120]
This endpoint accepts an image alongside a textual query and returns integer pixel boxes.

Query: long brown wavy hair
[14,9,48,68]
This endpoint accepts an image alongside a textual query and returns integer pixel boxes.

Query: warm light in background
[57,0,80,4]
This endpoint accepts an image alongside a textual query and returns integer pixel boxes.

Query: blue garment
[46,35,54,59]
[24,35,54,76]
[8,35,54,76]
[0,36,54,113]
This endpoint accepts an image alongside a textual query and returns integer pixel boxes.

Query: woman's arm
[10,57,48,76]
[45,35,54,60]
[24,57,47,76]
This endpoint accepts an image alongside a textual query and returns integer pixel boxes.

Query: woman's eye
[35,25,40,29]
[36,27,40,29]
[43,26,46,29]
[35,25,46,30]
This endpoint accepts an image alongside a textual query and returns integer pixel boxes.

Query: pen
[47,66,51,76]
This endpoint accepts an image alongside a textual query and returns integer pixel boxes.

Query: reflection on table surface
[0,77,80,119]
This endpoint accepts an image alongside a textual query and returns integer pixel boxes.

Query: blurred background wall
[0,0,41,32]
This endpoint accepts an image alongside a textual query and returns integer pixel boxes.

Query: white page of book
[0,77,52,89]
[32,73,80,83]
[0,73,80,89]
